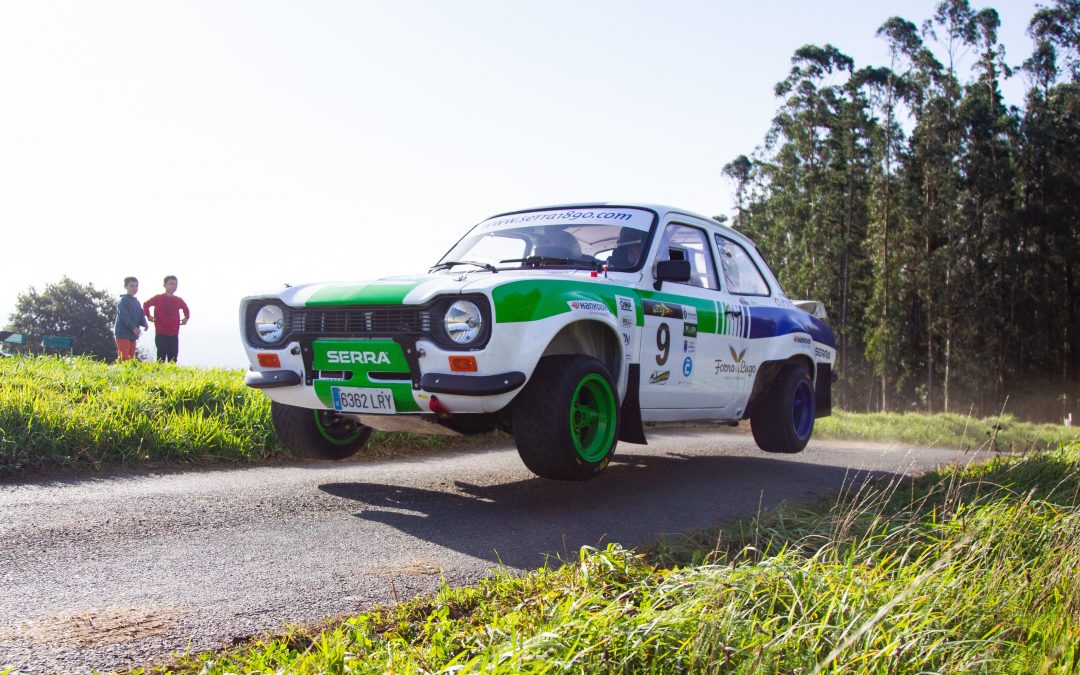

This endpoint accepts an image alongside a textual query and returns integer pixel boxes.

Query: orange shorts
[115,338,136,361]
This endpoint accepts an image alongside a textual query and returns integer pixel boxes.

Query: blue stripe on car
[748,307,837,348]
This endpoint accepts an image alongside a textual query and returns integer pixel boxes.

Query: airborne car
[241,204,836,480]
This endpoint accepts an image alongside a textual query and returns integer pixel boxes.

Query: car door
[638,220,728,420]
[710,232,774,414]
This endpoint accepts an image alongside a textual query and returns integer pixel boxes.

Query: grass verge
[815,409,1075,452]
[1,356,1074,477]
[141,441,1080,673]
[0,356,495,477]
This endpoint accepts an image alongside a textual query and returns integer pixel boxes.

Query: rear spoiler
[793,300,828,321]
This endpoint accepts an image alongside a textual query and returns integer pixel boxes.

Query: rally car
[240,203,836,480]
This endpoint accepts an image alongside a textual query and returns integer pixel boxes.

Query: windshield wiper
[430,260,498,273]
[499,256,601,271]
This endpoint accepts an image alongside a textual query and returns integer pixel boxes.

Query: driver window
[655,223,719,290]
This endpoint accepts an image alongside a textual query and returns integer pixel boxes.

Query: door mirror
[654,259,691,289]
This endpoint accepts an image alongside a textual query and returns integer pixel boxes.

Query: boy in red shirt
[143,275,190,363]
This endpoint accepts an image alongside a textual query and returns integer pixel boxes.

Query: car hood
[264,269,622,307]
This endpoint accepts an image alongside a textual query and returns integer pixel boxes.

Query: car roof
[487,202,757,249]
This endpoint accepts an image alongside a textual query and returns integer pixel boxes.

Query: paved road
[0,430,986,673]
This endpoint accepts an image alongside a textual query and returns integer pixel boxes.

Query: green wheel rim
[314,410,365,446]
[568,373,617,463]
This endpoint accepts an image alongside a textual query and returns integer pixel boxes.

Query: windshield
[437,207,654,272]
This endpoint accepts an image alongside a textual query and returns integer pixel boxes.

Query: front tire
[512,355,619,480]
[751,365,814,454]
[270,401,373,460]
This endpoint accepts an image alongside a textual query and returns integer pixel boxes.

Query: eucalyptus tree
[954,7,1021,408]
[1020,0,1080,411]
[734,44,877,408]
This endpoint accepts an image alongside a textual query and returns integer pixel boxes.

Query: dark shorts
[156,334,179,363]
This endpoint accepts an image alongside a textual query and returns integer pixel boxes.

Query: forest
[724,0,1079,421]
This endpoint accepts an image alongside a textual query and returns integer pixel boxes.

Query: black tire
[270,401,373,460]
[512,355,620,480]
[751,365,815,454]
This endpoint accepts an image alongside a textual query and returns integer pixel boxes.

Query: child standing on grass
[113,276,147,362]
[142,275,190,363]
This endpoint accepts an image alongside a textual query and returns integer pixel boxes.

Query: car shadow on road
[319,452,901,570]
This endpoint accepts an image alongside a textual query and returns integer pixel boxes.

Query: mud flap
[815,363,832,418]
[618,364,647,444]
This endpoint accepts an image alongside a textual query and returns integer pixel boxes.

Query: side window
[714,235,770,295]
[655,223,719,290]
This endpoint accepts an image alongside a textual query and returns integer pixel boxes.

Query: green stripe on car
[306,279,428,306]
[491,280,644,325]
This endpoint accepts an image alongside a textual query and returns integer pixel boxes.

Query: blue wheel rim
[792,379,814,440]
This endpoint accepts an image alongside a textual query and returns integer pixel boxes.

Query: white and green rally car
[241,203,836,480]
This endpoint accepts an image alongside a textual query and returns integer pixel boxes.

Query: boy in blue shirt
[113,277,147,361]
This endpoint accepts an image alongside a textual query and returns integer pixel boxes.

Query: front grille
[290,307,431,337]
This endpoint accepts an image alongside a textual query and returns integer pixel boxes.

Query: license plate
[330,386,396,414]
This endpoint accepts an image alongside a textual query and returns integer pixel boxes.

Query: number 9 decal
[656,322,670,366]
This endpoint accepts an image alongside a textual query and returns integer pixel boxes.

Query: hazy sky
[0,1,1041,368]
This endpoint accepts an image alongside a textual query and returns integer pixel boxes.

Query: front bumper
[419,371,526,395]
[245,369,302,389]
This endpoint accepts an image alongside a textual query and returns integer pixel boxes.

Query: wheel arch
[539,319,624,397]
[743,354,815,420]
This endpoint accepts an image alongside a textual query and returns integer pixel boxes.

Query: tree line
[723,0,1079,421]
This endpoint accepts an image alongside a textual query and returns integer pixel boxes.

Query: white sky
[0,1,1041,368]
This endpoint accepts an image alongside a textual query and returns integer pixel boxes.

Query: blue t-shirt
[114,294,148,339]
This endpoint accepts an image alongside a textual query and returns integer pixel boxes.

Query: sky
[0,0,1043,368]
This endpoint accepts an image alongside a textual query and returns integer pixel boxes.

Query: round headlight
[254,305,285,344]
[444,300,483,345]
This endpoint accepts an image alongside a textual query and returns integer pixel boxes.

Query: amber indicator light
[257,353,281,368]
[448,355,478,372]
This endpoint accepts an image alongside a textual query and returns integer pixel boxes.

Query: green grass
[142,441,1080,673]
[815,410,1075,452]
[0,356,494,476]
[2,355,1074,478]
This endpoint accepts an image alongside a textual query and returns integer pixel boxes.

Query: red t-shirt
[143,294,190,336]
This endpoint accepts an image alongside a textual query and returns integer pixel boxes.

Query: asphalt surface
[0,430,988,673]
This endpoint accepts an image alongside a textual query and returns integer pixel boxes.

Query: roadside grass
[0,356,494,477]
[815,409,1074,452]
[144,441,1080,673]
[1,356,1074,478]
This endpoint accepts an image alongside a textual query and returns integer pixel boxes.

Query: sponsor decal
[713,345,757,376]
[477,208,651,232]
[815,346,833,361]
[327,350,392,365]
[615,295,636,362]
[649,370,670,384]
[643,299,684,319]
[683,339,696,353]
[793,335,813,347]
[682,357,693,377]
[568,300,609,313]
[683,323,698,337]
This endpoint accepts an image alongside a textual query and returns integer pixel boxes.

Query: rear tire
[270,401,372,460]
[751,365,814,454]
[512,355,619,480]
